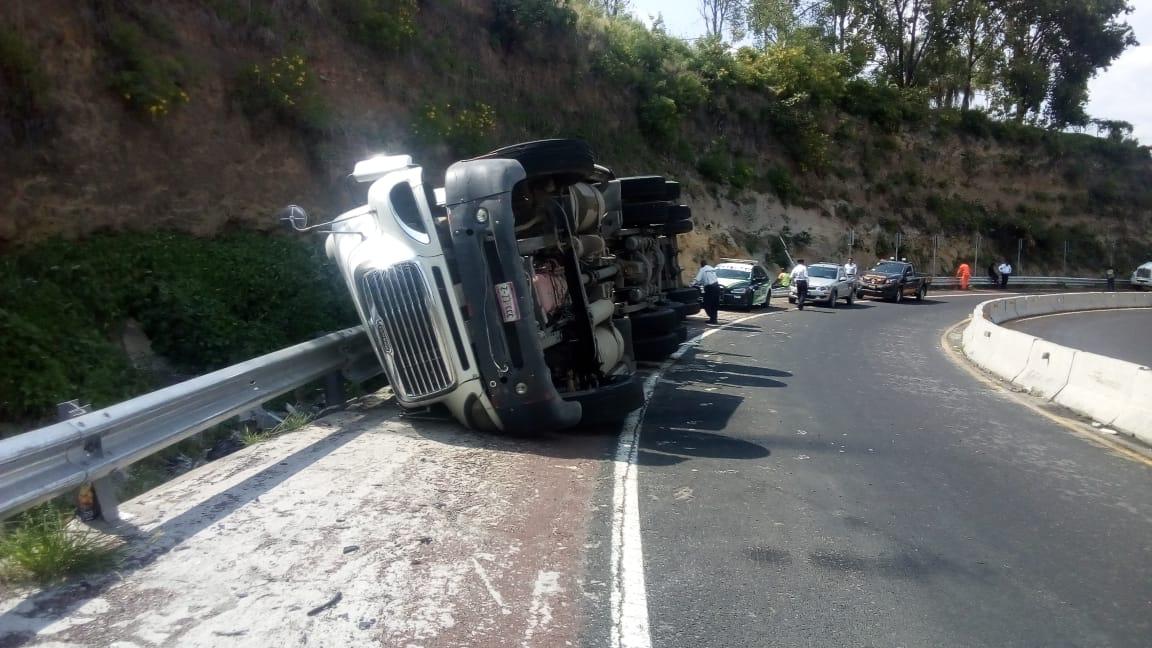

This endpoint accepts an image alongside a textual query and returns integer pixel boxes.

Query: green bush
[236,53,328,134]
[491,0,577,52]
[0,232,356,426]
[333,0,418,53]
[103,18,189,119]
[0,504,119,583]
[763,166,798,205]
[0,26,51,144]
[411,101,497,155]
[637,94,679,143]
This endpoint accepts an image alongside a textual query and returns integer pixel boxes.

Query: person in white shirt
[694,262,721,324]
[844,258,858,278]
[997,260,1013,289]
[790,259,810,310]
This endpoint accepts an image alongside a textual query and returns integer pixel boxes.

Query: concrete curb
[960,292,1152,445]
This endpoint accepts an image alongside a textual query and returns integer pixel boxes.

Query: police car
[715,259,773,309]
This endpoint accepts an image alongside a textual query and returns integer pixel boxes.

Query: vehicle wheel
[670,300,700,320]
[618,176,668,204]
[664,217,693,235]
[633,329,683,362]
[475,139,595,182]
[665,287,701,304]
[663,180,681,201]
[629,307,679,337]
[564,374,645,427]
[620,201,669,226]
[894,288,903,303]
[827,290,837,308]
[847,290,855,306]
[915,284,926,301]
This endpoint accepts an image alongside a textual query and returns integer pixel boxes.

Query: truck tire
[474,139,595,182]
[633,329,684,362]
[670,300,701,319]
[621,201,669,226]
[664,217,693,235]
[564,375,645,427]
[618,176,668,203]
[894,287,903,303]
[664,180,681,201]
[665,287,701,304]
[630,307,679,337]
[915,284,926,300]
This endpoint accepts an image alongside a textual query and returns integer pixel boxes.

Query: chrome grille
[359,263,455,401]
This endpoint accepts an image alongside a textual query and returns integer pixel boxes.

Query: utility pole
[931,235,938,276]
[974,233,980,277]
[1016,238,1023,275]
[895,232,902,260]
[1062,240,1068,276]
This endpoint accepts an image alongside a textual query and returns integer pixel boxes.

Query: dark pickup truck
[857,261,930,302]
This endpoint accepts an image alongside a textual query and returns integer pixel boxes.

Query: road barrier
[931,276,1134,291]
[960,292,1152,445]
[0,327,380,522]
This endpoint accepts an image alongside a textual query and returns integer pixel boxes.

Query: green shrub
[236,53,328,134]
[637,94,679,143]
[0,26,51,144]
[332,0,418,53]
[103,19,189,119]
[0,232,356,426]
[491,0,577,52]
[411,101,497,155]
[0,504,119,583]
[763,166,798,205]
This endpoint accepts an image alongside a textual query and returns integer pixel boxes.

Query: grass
[0,504,120,584]
[241,410,314,446]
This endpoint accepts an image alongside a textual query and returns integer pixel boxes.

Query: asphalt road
[1004,308,1152,368]
[637,295,1152,647]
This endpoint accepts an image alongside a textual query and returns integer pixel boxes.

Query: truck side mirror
[278,204,309,231]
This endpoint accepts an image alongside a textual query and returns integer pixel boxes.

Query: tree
[699,0,746,39]
[593,0,631,17]
[863,0,951,88]
[740,0,801,47]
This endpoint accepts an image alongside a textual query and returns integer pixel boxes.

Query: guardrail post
[58,400,121,523]
[325,371,346,409]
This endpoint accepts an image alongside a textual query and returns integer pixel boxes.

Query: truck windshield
[716,268,750,280]
[809,266,839,279]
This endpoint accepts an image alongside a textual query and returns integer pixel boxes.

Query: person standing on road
[694,261,721,324]
[1106,265,1117,291]
[790,258,810,310]
[844,258,858,278]
[997,259,1013,289]
[955,261,971,290]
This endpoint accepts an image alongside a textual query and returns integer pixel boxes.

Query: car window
[808,266,838,279]
[716,268,750,280]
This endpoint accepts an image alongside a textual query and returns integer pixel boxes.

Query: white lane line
[610,312,770,648]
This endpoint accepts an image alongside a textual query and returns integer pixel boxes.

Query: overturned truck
[285,140,699,433]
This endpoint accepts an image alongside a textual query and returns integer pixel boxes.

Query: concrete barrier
[1012,340,1077,400]
[961,292,1152,445]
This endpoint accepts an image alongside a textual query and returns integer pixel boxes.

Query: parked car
[281,139,697,434]
[715,259,773,309]
[789,262,857,307]
[858,260,930,302]
[1132,261,1152,290]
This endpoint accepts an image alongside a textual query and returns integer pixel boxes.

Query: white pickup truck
[281,140,697,434]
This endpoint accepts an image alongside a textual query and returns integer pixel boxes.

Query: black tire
[664,217,693,236]
[915,284,926,300]
[664,180,681,201]
[629,307,679,337]
[618,176,668,204]
[473,139,594,182]
[674,324,688,342]
[670,300,701,319]
[894,287,903,303]
[565,375,645,427]
[827,290,837,308]
[847,290,855,306]
[665,287,701,304]
[621,201,670,227]
[633,329,683,362]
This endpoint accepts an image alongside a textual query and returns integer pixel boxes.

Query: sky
[629,0,1152,143]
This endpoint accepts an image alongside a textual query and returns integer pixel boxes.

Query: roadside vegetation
[0,504,120,584]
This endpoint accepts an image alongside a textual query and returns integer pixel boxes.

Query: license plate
[494,281,520,323]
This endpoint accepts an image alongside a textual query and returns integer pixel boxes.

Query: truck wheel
[664,180,681,201]
[665,287,701,304]
[670,300,701,319]
[894,288,903,303]
[630,307,679,337]
[564,375,645,427]
[915,284,926,300]
[664,217,693,235]
[475,139,595,182]
[618,176,668,203]
[621,201,669,226]
[633,329,683,362]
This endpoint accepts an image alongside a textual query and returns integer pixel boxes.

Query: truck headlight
[731,287,747,294]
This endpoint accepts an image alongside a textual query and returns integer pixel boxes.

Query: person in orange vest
[955,261,972,290]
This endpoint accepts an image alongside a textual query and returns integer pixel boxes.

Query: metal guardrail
[0,327,379,523]
[929,276,1133,290]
